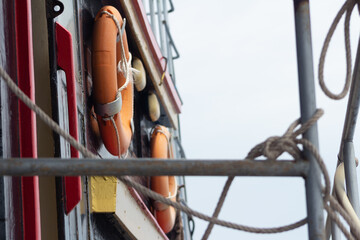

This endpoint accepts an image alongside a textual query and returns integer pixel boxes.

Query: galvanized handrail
[162,20,179,59]
[329,24,360,240]
[293,0,324,239]
[146,0,174,15]
[0,158,309,177]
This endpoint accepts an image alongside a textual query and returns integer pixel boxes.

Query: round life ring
[150,125,177,233]
[92,6,133,156]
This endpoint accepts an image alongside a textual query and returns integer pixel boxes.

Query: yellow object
[148,92,160,122]
[132,57,146,91]
[90,176,117,212]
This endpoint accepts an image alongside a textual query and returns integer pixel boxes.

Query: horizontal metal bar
[0,158,309,177]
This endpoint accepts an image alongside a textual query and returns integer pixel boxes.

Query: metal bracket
[46,0,64,19]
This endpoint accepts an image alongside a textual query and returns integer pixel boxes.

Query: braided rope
[318,0,358,100]
[1,3,360,234]
[324,203,355,240]
[119,176,308,234]
[0,65,309,234]
[100,11,131,96]
[0,66,97,159]
[2,61,358,237]
[201,176,234,240]
[0,64,354,236]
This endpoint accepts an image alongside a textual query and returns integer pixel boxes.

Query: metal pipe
[156,0,165,54]
[162,0,172,77]
[0,158,309,177]
[162,0,174,80]
[330,221,341,240]
[293,1,324,239]
[162,21,179,60]
[167,0,174,13]
[146,0,175,14]
[344,142,360,217]
[149,0,157,38]
[339,34,360,159]
[327,19,360,239]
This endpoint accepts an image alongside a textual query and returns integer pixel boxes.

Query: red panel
[14,0,41,239]
[55,23,82,214]
[132,0,182,113]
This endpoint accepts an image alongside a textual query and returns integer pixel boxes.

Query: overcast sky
[168,1,360,239]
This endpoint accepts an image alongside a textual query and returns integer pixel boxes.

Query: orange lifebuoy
[92,6,133,156]
[150,125,177,234]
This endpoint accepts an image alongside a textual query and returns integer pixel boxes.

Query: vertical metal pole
[149,0,157,38]
[328,29,360,239]
[293,1,324,239]
[331,221,341,240]
[162,0,174,79]
[344,142,360,217]
[156,0,165,54]
[340,35,360,217]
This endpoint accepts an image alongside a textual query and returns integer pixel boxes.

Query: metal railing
[4,1,354,239]
[143,0,179,83]
[140,0,327,239]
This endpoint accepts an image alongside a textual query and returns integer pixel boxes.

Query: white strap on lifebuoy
[153,192,175,211]
[94,93,122,117]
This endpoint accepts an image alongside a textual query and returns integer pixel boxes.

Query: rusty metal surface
[0,159,309,177]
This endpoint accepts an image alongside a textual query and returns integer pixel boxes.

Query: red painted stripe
[55,23,82,214]
[14,0,41,239]
[128,187,169,240]
[132,0,182,113]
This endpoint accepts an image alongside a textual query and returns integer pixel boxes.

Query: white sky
[169,1,360,239]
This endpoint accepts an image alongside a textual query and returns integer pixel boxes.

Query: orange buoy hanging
[92,6,133,156]
[151,125,177,234]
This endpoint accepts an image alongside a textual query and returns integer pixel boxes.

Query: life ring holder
[150,125,178,233]
[92,6,134,158]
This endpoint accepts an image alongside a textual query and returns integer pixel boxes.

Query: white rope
[152,127,173,158]
[109,116,121,158]
[334,162,360,232]
[98,11,134,159]
[100,11,131,99]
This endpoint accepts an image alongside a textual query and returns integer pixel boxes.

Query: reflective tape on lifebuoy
[150,125,177,233]
[92,6,133,156]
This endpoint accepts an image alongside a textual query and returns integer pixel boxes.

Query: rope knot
[246,109,324,161]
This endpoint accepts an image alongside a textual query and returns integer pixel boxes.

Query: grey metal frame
[1,0,358,239]
[293,1,324,239]
[0,158,309,177]
[339,35,360,217]
[328,23,360,240]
